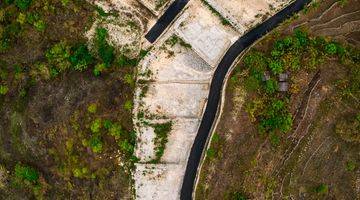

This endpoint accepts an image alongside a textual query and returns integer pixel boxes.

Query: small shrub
[0,85,9,95]
[45,42,71,72]
[87,103,97,113]
[93,63,106,76]
[212,132,220,143]
[109,123,122,138]
[206,148,216,159]
[73,167,89,178]
[90,119,102,133]
[119,139,134,154]
[124,73,135,87]
[103,119,112,129]
[124,100,133,111]
[95,27,114,66]
[152,121,172,162]
[228,191,247,200]
[14,163,39,183]
[314,183,328,194]
[264,79,278,94]
[15,0,32,10]
[269,60,284,74]
[117,55,138,67]
[325,43,337,55]
[69,44,93,71]
[34,20,46,32]
[346,160,356,171]
[89,136,103,153]
[0,165,8,189]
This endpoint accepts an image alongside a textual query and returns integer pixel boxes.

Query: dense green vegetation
[0,0,142,198]
[231,29,359,145]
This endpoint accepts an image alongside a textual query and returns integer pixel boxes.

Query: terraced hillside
[196,0,360,199]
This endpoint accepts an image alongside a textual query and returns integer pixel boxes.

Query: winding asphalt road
[145,0,311,199]
[145,0,189,43]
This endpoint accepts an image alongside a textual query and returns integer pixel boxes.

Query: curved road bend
[145,0,189,43]
[180,0,312,199]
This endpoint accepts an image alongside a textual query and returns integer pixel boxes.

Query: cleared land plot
[141,83,209,118]
[174,0,239,66]
[204,0,290,34]
[134,163,185,200]
[139,40,213,82]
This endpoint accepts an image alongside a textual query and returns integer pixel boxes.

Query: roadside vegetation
[151,121,173,163]
[196,0,360,199]
[200,0,231,26]
[0,0,143,198]
[230,28,358,145]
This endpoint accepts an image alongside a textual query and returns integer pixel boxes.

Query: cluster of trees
[0,0,48,53]
[1,27,143,97]
[12,163,44,198]
[84,103,137,157]
[237,29,357,145]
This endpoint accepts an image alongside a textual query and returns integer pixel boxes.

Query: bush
[109,123,122,138]
[346,160,356,171]
[124,100,133,111]
[73,167,89,178]
[89,136,103,153]
[0,85,9,95]
[325,43,337,55]
[269,60,284,74]
[87,103,97,113]
[93,63,106,76]
[244,52,267,79]
[69,44,93,71]
[15,0,32,10]
[117,55,138,67]
[95,27,114,66]
[258,99,293,134]
[34,20,46,32]
[103,119,112,129]
[90,119,102,133]
[244,76,260,92]
[124,73,135,87]
[264,79,278,94]
[152,122,172,162]
[119,139,134,154]
[14,163,39,183]
[228,191,247,200]
[206,148,216,159]
[335,114,360,143]
[314,183,328,194]
[45,42,71,72]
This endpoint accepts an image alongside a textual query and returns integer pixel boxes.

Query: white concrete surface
[132,0,292,199]
[173,0,239,66]
[134,164,185,200]
[205,0,291,34]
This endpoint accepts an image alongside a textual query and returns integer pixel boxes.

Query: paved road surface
[145,0,189,43]
[143,0,312,199]
[180,0,312,199]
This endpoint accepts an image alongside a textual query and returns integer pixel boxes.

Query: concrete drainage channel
[136,0,312,199]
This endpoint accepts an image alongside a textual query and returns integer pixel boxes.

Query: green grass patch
[151,121,173,163]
